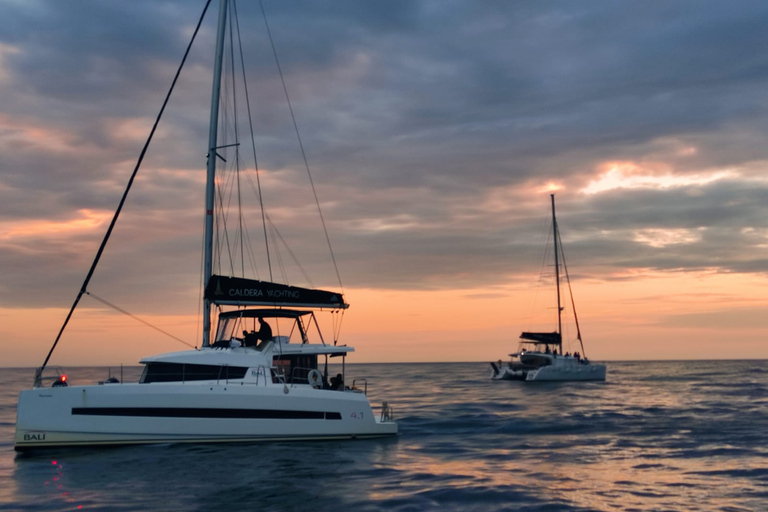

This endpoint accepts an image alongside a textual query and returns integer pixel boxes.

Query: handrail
[380,401,394,422]
[250,366,269,386]
[352,378,368,395]
[33,366,66,388]
[287,365,317,386]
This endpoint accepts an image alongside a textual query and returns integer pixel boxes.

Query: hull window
[140,363,248,383]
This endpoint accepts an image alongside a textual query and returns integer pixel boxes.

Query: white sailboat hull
[490,364,526,381]
[491,355,606,382]
[15,381,397,451]
[525,362,606,381]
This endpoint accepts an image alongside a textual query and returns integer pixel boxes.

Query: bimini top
[520,331,562,345]
[218,309,314,320]
[205,275,348,309]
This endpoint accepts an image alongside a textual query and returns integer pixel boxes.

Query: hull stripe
[72,407,342,420]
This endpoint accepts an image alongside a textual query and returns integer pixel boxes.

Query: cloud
[1,0,768,314]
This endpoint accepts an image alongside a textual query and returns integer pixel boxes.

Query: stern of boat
[372,401,398,435]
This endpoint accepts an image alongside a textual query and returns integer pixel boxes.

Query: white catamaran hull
[15,382,396,450]
[525,363,606,381]
[490,364,526,381]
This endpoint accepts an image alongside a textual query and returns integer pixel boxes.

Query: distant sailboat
[15,0,396,451]
[491,194,606,382]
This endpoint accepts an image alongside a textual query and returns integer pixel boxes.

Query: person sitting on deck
[243,317,273,348]
[242,330,259,347]
[330,373,344,391]
[256,317,273,345]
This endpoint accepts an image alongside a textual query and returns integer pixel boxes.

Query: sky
[2,0,768,367]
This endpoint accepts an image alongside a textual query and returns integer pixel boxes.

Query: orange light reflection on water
[366,439,764,510]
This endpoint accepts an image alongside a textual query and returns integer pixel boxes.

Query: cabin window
[521,355,552,367]
[214,317,239,343]
[140,363,248,383]
[272,355,317,384]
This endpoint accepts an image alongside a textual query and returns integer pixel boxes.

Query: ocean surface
[0,361,766,512]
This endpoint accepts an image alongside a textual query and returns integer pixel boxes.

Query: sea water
[0,361,766,512]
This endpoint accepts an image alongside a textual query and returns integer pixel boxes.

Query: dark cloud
[2,0,768,310]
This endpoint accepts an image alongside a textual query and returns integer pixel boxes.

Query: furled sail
[205,275,348,309]
[520,331,562,345]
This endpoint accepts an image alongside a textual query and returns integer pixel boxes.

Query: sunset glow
[0,209,110,241]
[0,114,84,154]
[582,161,737,195]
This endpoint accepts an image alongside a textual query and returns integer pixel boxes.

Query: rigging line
[259,0,344,292]
[242,171,272,276]
[241,216,263,281]
[226,8,246,277]
[268,223,289,284]
[333,309,345,345]
[543,218,557,326]
[557,228,587,358]
[215,171,236,275]
[195,214,207,349]
[237,153,245,278]
[216,66,236,275]
[233,0,272,281]
[217,42,244,276]
[36,0,213,379]
[235,204,260,279]
[266,213,315,287]
[524,212,552,332]
[86,292,197,350]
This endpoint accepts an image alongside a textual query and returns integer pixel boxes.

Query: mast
[203,0,229,347]
[551,193,562,340]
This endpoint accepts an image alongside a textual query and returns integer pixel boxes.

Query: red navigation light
[60,375,67,382]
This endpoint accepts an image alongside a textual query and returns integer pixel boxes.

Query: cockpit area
[212,309,326,349]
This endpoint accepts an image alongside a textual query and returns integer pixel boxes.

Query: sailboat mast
[202,0,229,347]
[551,193,562,340]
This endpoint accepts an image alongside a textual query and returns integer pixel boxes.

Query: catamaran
[490,194,606,382]
[15,0,397,451]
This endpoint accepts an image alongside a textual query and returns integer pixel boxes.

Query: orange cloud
[0,113,82,154]
[633,228,704,248]
[537,181,565,193]
[583,160,736,195]
[0,209,111,241]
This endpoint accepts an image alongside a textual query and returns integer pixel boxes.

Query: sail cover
[205,275,348,309]
[520,331,561,345]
